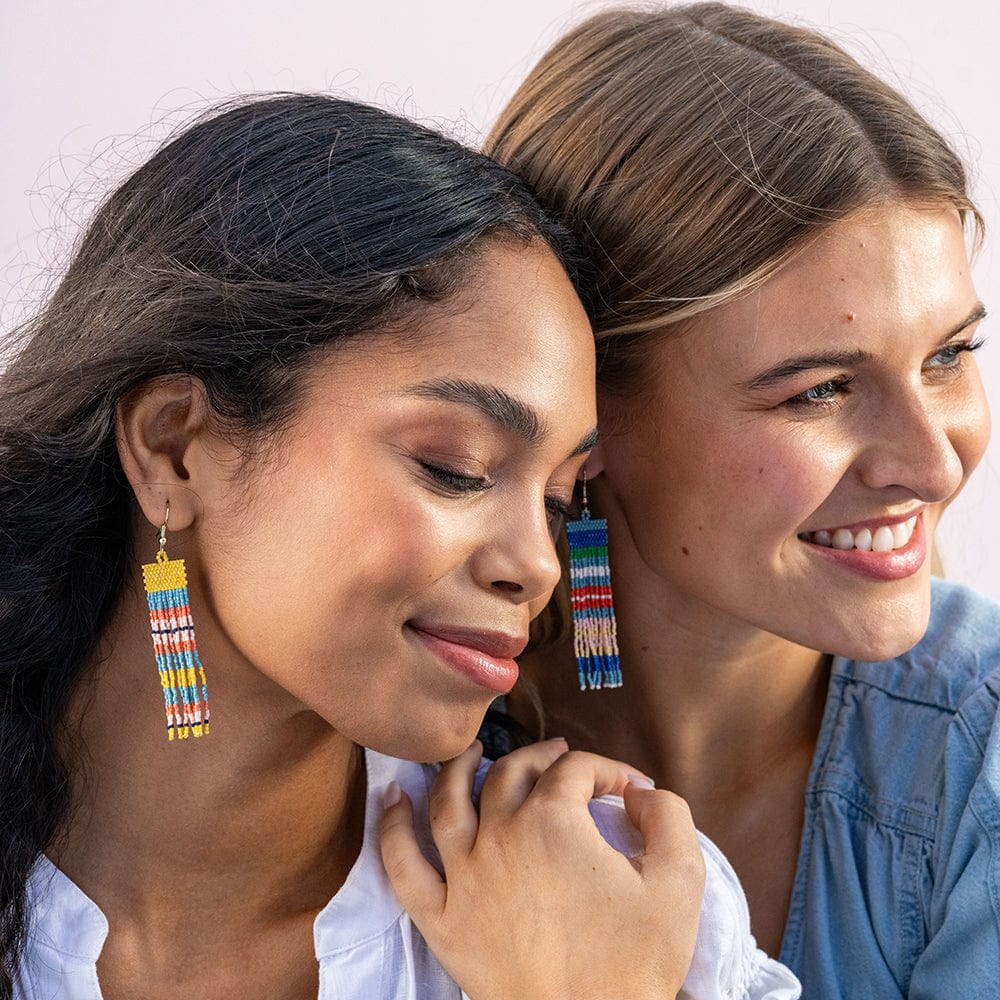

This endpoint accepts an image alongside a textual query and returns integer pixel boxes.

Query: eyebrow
[406,377,599,457]
[739,302,989,393]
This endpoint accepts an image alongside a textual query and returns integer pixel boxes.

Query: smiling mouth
[798,515,918,553]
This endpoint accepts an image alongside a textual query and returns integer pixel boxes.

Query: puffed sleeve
[589,797,801,1000]
[907,672,1000,998]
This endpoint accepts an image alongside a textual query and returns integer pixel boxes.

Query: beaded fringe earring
[141,503,211,740]
[565,470,622,690]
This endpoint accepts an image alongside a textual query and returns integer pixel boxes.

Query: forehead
[304,242,596,421]
[402,242,593,383]
[688,204,976,367]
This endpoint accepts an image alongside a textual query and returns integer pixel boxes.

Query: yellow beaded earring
[141,502,211,739]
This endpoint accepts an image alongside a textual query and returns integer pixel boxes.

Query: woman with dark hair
[487,4,997,996]
[0,93,798,999]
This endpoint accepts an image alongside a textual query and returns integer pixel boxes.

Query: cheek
[742,435,851,526]
[201,468,415,659]
[655,422,849,536]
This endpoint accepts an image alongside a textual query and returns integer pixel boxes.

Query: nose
[470,498,563,605]
[856,388,968,501]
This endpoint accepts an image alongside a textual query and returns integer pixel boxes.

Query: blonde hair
[487,2,982,392]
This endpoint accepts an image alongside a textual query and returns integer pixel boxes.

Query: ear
[578,441,607,480]
[115,376,212,531]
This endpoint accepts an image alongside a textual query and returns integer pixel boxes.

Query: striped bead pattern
[142,554,210,740]
[566,511,622,691]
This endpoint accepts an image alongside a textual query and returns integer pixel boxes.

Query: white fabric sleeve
[588,796,801,1000]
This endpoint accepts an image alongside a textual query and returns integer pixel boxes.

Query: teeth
[832,528,854,550]
[872,526,894,552]
[801,515,917,553]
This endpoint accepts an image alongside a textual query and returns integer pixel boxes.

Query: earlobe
[115,376,210,531]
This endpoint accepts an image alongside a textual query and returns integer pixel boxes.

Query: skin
[51,242,701,1000]
[382,739,705,1000]
[514,203,991,955]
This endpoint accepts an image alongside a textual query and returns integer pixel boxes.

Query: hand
[380,740,705,1000]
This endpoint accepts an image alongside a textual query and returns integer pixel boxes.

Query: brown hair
[487,2,982,392]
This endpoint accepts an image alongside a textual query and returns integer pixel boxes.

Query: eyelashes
[544,496,572,519]
[420,462,492,494]
[784,335,986,411]
[785,375,855,410]
[419,461,572,521]
[926,336,986,369]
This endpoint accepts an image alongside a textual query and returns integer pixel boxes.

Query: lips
[409,625,528,660]
[405,623,526,693]
[797,510,927,581]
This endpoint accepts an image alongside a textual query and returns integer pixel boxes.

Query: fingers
[476,737,568,826]
[622,782,705,890]
[427,741,485,864]
[528,749,648,807]
[380,784,447,923]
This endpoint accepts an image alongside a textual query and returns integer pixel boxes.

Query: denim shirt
[780,579,1000,998]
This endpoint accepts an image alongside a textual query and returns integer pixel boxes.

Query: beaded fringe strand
[142,552,211,740]
[566,510,622,690]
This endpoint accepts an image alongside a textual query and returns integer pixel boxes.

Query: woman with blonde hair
[488,3,997,994]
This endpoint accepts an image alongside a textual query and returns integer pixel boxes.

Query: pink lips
[802,511,928,581]
[407,624,526,693]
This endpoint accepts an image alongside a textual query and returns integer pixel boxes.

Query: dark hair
[0,93,582,992]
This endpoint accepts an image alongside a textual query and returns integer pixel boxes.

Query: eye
[544,494,572,533]
[786,375,854,409]
[925,336,985,370]
[420,462,492,494]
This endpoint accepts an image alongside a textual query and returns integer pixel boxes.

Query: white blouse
[18,750,799,999]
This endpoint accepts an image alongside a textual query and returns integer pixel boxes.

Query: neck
[518,499,834,954]
[52,580,366,936]
[517,549,830,813]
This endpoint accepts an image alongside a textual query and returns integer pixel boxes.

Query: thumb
[380,783,447,923]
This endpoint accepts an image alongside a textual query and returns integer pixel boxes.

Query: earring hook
[157,501,170,560]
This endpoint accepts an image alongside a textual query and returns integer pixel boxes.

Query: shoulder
[790,581,1000,1000]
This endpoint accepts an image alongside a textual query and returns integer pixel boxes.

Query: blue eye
[801,381,840,401]
[926,337,985,369]
[787,375,854,408]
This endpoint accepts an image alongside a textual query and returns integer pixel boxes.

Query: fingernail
[384,780,402,808]
[627,773,655,790]
[547,736,569,745]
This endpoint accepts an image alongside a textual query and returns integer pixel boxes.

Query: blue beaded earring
[565,469,622,690]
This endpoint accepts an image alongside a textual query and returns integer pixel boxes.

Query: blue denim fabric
[780,579,1000,998]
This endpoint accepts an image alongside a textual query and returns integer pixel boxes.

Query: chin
[361,715,483,765]
[835,633,925,664]
[823,603,932,664]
